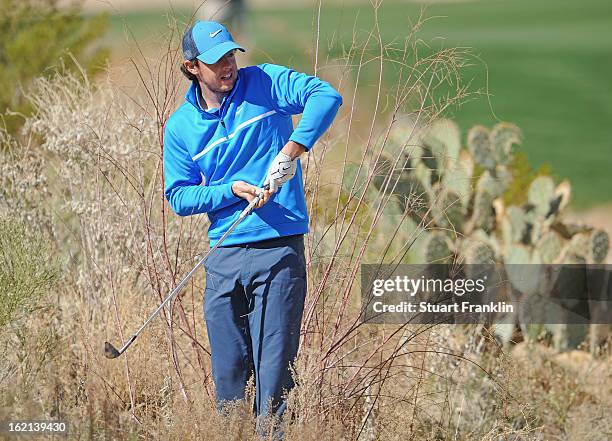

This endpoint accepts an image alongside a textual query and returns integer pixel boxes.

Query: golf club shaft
[114,191,266,356]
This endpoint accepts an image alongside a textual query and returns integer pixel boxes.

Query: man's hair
[180,59,198,81]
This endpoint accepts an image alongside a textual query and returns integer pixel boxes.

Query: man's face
[187,50,238,95]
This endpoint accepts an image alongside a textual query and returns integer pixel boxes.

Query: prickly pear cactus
[501,206,527,246]
[528,175,555,218]
[441,150,473,207]
[467,125,495,169]
[461,231,498,279]
[376,118,609,266]
[395,175,430,223]
[432,186,465,234]
[549,180,572,217]
[490,122,522,166]
[461,239,496,265]
[371,118,610,352]
[422,118,461,176]
[470,188,495,232]
[418,231,454,264]
[591,229,610,263]
[536,231,565,264]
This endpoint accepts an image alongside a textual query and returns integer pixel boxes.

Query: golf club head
[104,341,121,359]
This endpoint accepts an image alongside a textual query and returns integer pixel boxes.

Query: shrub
[0,217,59,327]
[0,0,108,135]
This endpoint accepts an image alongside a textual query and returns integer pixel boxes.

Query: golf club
[104,187,268,359]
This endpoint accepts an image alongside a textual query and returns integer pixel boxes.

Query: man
[163,21,342,421]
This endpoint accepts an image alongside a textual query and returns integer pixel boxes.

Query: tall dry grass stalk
[2,4,609,441]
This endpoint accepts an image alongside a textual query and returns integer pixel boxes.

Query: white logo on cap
[209,30,222,38]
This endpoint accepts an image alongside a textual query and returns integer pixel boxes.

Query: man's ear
[183,60,198,75]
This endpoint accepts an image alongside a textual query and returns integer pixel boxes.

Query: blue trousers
[203,234,306,418]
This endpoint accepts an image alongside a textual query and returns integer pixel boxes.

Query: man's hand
[231,181,271,208]
[263,142,306,193]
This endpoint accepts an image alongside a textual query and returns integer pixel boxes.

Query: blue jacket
[164,63,342,246]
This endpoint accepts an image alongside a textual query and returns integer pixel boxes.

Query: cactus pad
[462,240,496,265]
[471,188,495,232]
[433,188,465,233]
[501,206,527,246]
[420,231,454,264]
[396,175,430,223]
[422,118,461,171]
[536,231,564,264]
[442,151,473,207]
[590,229,609,263]
[490,122,522,166]
[467,125,495,169]
[548,180,571,217]
[527,176,555,218]
[563,233,590,263]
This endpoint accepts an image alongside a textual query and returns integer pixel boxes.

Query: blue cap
[182,21,245,64]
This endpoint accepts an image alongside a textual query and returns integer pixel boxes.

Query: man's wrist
[281,141,307,160]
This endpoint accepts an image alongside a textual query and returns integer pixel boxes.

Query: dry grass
[1,6,610,441]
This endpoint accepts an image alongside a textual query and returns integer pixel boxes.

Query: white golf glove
[263,151,297,193]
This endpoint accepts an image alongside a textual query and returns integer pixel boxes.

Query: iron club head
[104,341,121,359]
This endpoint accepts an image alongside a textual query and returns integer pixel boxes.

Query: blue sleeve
[163,122,240,216]
[259,64,343,150]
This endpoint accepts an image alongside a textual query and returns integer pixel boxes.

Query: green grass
[103,0,612,207]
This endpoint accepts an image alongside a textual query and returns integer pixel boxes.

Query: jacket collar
[184,70,242,117]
